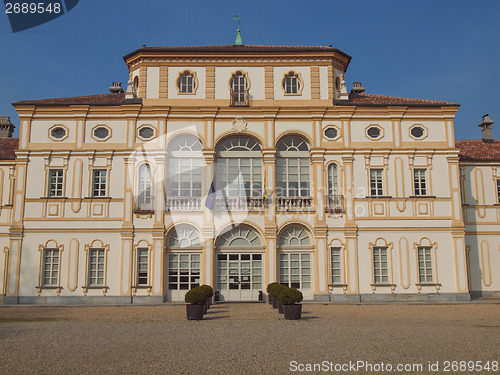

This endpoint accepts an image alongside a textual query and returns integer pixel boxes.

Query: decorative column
[202,149,216,287]
[311,148,328,296]
[263,148,277,286]
[120,156,134,298]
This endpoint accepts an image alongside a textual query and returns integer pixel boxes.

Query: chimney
[109,82,124,94]
[351,82,365,94]
[0,116,15,138]
[478,114,494,143]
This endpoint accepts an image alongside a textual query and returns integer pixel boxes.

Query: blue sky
[1,0,499,140]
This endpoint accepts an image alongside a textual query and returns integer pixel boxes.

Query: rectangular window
[276,158,310,197]
[48,169,64,197]
[417,246,433,283]
[136,248,149,286]
[42,248,59,286]
[87,248,105,286]
[413,169,427,196]
[92,170,107,197]
[168,253,200,290]
[279,253,311,289]
[167,158,203,198]
[369,169,383,197]
[331,247,342,284]
[497,179,500,203]
[373,246,388,284]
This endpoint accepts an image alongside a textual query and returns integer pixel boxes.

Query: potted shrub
[200,284,214,312]
[279,287,303,320]
[269,283,282,309]
[266,282,279,305]
[185,286,206,320]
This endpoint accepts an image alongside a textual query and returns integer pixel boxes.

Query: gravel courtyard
[0,302,499,374]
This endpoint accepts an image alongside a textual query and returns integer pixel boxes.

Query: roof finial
[233,13,243,45]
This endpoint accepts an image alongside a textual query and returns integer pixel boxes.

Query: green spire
[233,13,243,45]
[235,28,242,45]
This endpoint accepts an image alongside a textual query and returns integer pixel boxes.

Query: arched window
[215,136,262,199]
[168,225,201,248]
[216,226,262,248]
[230,72,249,106]
[278,225,312,290]
[276,136,310,197]
[177,71,197,94]
[136,164,153,211]
[166,134,203,200]
[282,72,301,94]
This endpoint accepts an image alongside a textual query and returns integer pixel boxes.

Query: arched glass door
[216,226,263,301]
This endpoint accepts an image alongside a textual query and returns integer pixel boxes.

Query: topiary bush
[267,282,280,294]
[200,284,214,298]
[184,286,207,304]
[278,286,303,305]
[270,283,286,298]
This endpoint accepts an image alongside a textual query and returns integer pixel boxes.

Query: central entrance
[215,225,264,301]
[217,253,262,301]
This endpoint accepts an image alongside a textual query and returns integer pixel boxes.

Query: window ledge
[40,197,68,199]
[328,284,348,287]
[370,283,396,287]
[415,283,441,287]
[409,196,436,199]
[134,210,155,214]
[365,196,393,199]
[494,204,500,206]
[83,197,112,200]
[35,286,62,296]
[82,285,109,296]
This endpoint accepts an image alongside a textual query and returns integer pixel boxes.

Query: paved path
[0,303,499,374]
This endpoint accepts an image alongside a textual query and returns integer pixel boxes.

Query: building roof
[0,137,19,160]
[456,139,500,161]
[335,93,458,107]
[123,44,352,62]
[13,93,127,106]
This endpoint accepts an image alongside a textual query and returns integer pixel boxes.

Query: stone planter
[283,304,302,320]
[268,294,272,304]
[278,300,284,314]
[186,304,204,320]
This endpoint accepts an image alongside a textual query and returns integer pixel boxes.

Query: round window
[50,126,66,139]
[367,126,381,139]
[411,126,424,138]
[139,126,154,139]
[324,127,338,139]
[93,126,110,139]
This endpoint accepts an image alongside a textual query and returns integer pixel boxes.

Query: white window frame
[178,72,195,94]
[372,246,389,284]
[167,253,201,291]
[87,248,106,286]
[92,169,107,197]
[276,136,310,198]
[330,247,343,285]
[369,168,384,197]
[41,248,60,286]
[136,247,150,286]
[48,169,64,197]
[279,252,311,289]
[215,137,263,198]
[413,169,427,196]
[137,164,153,211]
[282,72,302,95]
[417,246,433,283]
[327,163,339,196]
